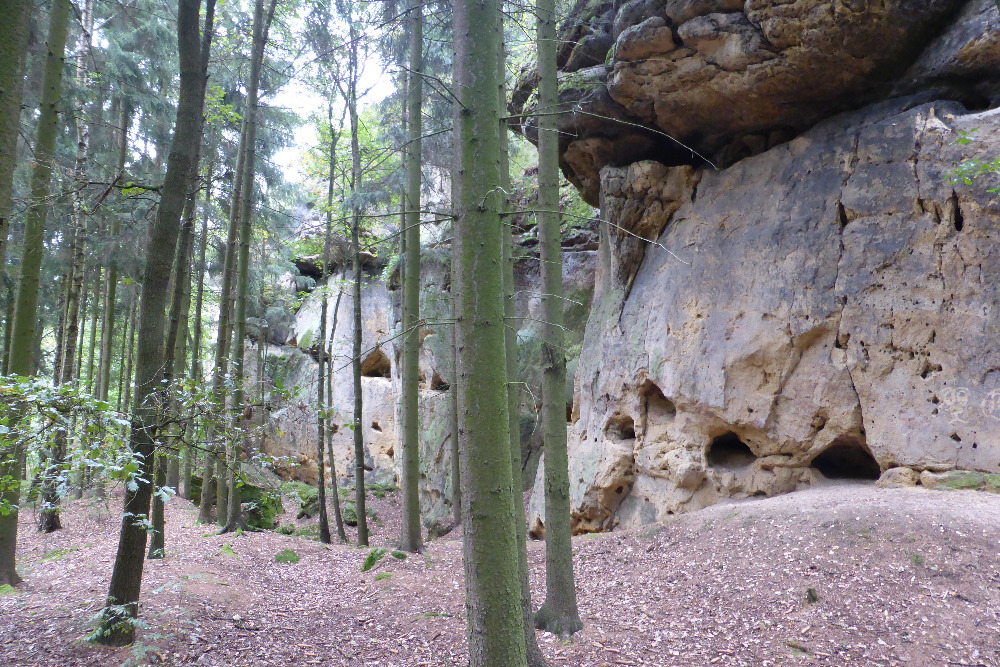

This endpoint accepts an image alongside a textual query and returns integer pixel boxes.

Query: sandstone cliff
[522,0,1000,534]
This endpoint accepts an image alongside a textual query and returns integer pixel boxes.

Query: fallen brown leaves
[1,483,998,666]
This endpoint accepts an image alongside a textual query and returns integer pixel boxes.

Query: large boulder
[530,98,1000,535]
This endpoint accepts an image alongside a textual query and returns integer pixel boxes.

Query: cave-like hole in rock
[605,414,636,441]
[640,379,676,426]
[810,437,880,480]
[706,432,756,469]
[360,348,391,378]
[430,371,450,391]
[371,421,382,432]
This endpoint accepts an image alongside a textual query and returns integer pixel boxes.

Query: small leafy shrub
[277,523,295,535]
[275,548,300,564]
[361,547,388,572]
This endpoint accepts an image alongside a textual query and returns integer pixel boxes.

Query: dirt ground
[1,481,998,667]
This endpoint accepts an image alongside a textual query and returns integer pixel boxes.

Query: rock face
[254,238,598,532]
[530,98,1000,535]
[510,0,1000,205]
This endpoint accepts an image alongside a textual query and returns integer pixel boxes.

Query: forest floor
[1,481,999,667]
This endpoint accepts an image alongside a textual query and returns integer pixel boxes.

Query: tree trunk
[533,0,582,635]
[95,0,215,645]
[85,270,102,393]
[453,0,527,661]
[314,102,339,545]
[98,102,132,404]
[347,20,369,547]
[398,3,424,554]
[119,295,138,415]
[223,0,277,534]
[326,310,347,542]
[498,44,548,667]
[185,156,212,503]
[0,0,32,289]
[3,0,71,561]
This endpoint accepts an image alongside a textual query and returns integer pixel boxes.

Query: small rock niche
[641,380,676,422]
[706,432,756,470]
[605,413,636,441]
[810,436,880,480]
[360,348,392,378]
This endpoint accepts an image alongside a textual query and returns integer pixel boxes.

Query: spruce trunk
[1,0,71,585]
[98,103,132,404]
[348,22,369,547]
[533,0,582,634]
[95,0,214,645]
[223,0,277,534]
[453,0,527,661]
[0,0,32,281]
[498,45,547,666]
[398,4,423,554]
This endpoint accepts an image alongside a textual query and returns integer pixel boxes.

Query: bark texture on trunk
[95,0,215,645]
[1,0,71,586]
[454,0,527,662]
[498,46,548,667]
[398,3,424,554]
[533,0,582,637]
[223,0,277,534]
[347,19,369,547]
[0,0,32,282]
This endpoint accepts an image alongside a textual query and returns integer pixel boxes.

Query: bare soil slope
[1,483,998,666]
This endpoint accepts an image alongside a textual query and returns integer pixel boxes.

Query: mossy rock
[984,474,1000,494]
[936,471,986,491]
[242,485,283,530]
[343,502,358,527]
[281,481,320,519]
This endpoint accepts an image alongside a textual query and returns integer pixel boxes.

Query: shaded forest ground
[1,482,998,666]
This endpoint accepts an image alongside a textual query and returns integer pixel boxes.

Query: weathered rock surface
[530,99,1000,535]
[255,238,598,532]
[511,0,1000,205]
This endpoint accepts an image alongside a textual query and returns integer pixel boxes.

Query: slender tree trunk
[86,270,101,393]
[326,310,346,542]
[497,45,548,666]
[398,3,424,554]
[209,59,253,530]
[98,102,133,404]
[222,0,277,534]
[347,20,369,547]
[5,0,72,555]
[0,0,32,288]
[185,157,212,503]
[454,0,527,661]
[119,295,138,414]
[148,160,198,558]
[1,289,13,375]
[314,102,339,545]
[95,0,216,644]
[533,0,582,634]
[448,3,463,529]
